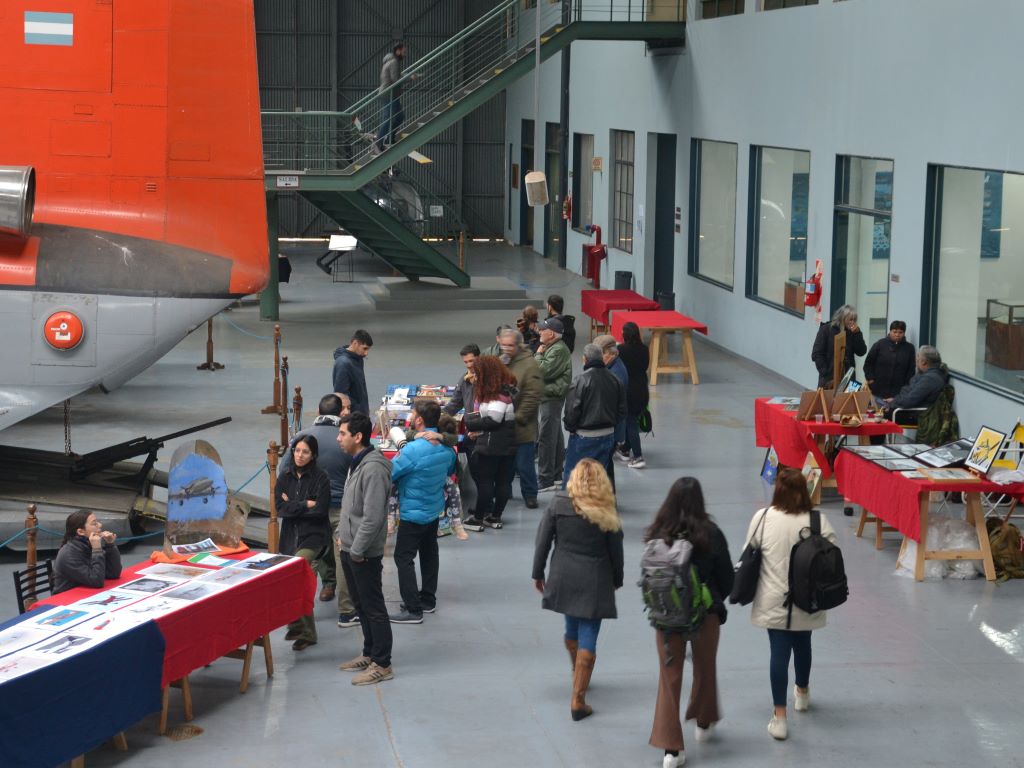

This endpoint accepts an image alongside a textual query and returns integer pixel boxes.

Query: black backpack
[783,510,848,628]
[639,537,712,664]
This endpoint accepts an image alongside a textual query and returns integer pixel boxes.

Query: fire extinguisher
[562,191,572,221]
[805,258,824,323]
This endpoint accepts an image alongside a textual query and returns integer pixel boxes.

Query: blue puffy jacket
[391,438,457,525]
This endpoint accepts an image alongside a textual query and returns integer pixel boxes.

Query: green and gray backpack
[639,537,712,664]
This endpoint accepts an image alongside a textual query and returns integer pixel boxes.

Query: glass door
[831,156,894,381]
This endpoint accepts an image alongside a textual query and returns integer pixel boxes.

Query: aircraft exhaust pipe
[0,166,35,238]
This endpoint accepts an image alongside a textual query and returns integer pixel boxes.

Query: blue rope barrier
[234,462,270,494]
[0,528,28,550]
[222,315,274,341]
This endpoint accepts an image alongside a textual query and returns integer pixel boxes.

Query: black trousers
[340,551,393,668]
[394,518,439,613]
[474,453,514,520]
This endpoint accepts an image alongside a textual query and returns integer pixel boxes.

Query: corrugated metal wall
[256,0,506,237]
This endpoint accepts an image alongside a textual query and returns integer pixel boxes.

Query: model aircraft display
[0,0,269,432]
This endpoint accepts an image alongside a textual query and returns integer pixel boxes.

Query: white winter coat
[744,506,838,631]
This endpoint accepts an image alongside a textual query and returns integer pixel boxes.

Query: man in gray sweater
[336,411,395,685]
[375,42,407,152]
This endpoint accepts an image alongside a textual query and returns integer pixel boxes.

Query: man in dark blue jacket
[389,400,457,624]
[332,329,373,414]
[884,345,949,421]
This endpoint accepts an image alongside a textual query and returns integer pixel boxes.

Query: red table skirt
[41,556,315,686]
[580,289,660,325]
[834,451,1024,542]
[754,398,902,479]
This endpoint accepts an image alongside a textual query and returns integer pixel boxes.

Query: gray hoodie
[380,52,403,96]
[337,448,392,559]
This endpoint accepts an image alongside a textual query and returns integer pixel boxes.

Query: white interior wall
[504,0,1024,433]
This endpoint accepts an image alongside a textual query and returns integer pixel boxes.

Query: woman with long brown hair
[463,355,518,530]
[745,467,838,741]
[54,509,122,594]
[532,458,624,721]
[646,477,733,768]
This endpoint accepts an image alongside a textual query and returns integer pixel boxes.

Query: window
[572,133,594,232]
[762,0,816,9]
[833,156,894,361]
[923,165,1024,396]
[701,0,744,18]
[746,145,810,313]
[610,130,635,253]
[688,139,737,289]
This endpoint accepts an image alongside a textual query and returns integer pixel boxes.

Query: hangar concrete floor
[1,245,1022,768]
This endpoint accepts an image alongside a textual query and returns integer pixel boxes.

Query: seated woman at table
[811,304,866,389]
[276,434,332,651]
[54,509,122,594]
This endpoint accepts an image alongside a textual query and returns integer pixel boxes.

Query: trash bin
[656,291,675,310]
[614,270,633,291]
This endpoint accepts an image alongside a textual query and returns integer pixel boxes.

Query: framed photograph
[835,366,856,396]
[874,458,925,471]
[900,470,930,480]
[887,443,933,457]
[760,447,779,484]
[965,425,1006,474]
[915,439,974,468]
[843,445,903,461]
[920,467,983,483]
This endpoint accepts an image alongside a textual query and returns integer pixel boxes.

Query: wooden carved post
[279,356,290,448]
[24,504,38,608]
[267,441,280,554]
[196,318,224,371]
[292,386,303,436]
[261,325,282,414]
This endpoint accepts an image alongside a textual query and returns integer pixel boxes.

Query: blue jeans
[564,615,602,653]
[767,629,812,707]
[624,414,643,458]
[513,441,538,501]
[563,433,615,485]
[376,98,404,146]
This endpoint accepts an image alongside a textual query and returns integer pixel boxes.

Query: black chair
[13,559,55,613]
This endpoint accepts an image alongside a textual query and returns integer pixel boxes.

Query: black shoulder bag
[729,508,769,606]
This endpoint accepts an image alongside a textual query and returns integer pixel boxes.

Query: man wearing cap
[534,317,572,492]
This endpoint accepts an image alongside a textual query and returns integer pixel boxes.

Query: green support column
[260,191,280,321]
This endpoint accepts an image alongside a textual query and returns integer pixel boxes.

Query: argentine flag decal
[24,11,74,46]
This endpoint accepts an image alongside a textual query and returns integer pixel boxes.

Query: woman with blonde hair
[532,458,624,721]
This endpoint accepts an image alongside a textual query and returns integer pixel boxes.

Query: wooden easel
[798,388,833,422]
[832,390,874,420]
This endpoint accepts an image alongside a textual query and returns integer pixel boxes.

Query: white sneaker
[794,686,809,712]
[628,457,646,469]
[662,752,685,768]
[613,450,630,463]
[767,714,788,740]
[694,723,714,742]
[538,484,560,493]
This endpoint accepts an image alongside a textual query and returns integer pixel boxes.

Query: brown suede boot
[571,649,595,721]
[564,637,578,671]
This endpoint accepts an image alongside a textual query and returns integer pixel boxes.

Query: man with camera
[388,401,458,624]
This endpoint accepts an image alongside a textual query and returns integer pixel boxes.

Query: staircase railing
[261,0,683,177]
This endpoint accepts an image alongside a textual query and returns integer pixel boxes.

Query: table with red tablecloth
[754,397,902,479]
[39,553,315,686]
[610,310,708,385]
[580,289,660,338]
[834,450,1024,581]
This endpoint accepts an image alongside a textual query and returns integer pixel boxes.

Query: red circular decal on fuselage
[43,311,85,351]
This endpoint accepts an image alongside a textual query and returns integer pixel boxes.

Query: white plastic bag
[942,517,982,579]
[895,518,947,580]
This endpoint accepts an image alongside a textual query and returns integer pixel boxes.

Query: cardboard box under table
[834,451,1024,581]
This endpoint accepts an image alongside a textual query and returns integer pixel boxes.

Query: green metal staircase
[262,0,685,286]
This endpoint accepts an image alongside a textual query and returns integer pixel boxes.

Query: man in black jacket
[884,345,949,419]
[547,294,577,353]
[562,344,626,483]
[863,321,916,399]
[332,329,373,414]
